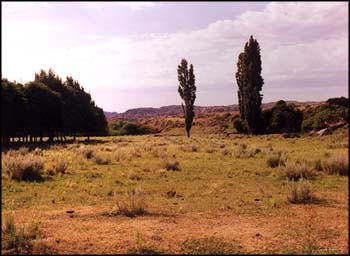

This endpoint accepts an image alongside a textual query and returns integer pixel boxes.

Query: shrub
[313,159,322,172]
[109,120,158,135]
[282,162,316,181]
[267,152,286,168]
[233,117,248,134]
[322,155,348,176]
[221,149,231,156]
[164,159,180,171]
[46,158,68,176]
[4,154,44,181]
[287,179,313,204]
[206,148,215,153]
[78,146,94,159]
[234,144,259,158]
[2,214,42,254]
[302,97,349,132]
[18,147,30,155]
[33,147,43,156]
[94,154,111,165]
[262,100,303,134]
[114,186,147,217]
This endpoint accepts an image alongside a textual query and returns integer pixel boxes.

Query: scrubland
[1,128,348,254]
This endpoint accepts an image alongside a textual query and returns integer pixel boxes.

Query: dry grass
[4,154,44,181]
[267,152,287,168]
[47,157,68,175]
[1,214,45,254]
[287,179,313,204]
[114,186,148,217]
[180,236,242,254]
[94,153,111,165]
[322,155,348,176]
[281,161,317,181]
[163,159,181,171]
[1,132,348,254]
[78,146,94,159]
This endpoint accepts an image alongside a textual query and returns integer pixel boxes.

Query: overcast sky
[2,2,348,112]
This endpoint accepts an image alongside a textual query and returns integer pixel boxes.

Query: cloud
[116,2,155,11]
[2,2,347,111]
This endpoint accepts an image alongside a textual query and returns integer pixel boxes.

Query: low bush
[234,144,260,158]
[262,100,303,134]
[109,121,158,135]
[182,144,198,152]
[94,154,111,165]
[287,179,313,204]
[233,117,248,134]
[322,155,348,176]
[78,146,94,159]
[2,214,42,254]
[282,162,317,181]
[47,157,68,175]
[267,152,286,168]
[221,149,231,156]
[163,159,180,171]
[114,187,147,217]
[4,154,44,181]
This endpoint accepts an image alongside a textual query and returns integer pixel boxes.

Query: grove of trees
[177,58,196,138]
[1,69,107,144]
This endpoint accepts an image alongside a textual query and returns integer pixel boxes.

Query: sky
[1,1,348,112]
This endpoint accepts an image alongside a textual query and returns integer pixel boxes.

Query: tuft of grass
[4,154,44,181]
[281,162,317,181]
[267,152,286,168]
[1,214,42,254]
[206,148,215,153]
[182,144,198,152]
[163,159,180,171]
[221,148,231,156]
[47,157,68,175]
[33,147,43,156]
[234,144,260,158]
[322,155,348,176]
[94,153,111,165]
[78,146,94,159]
[18,147,30,155]
[127,232,162,254]
[287,179,313,204]
[180,236,242,254]
[114,186,148,217]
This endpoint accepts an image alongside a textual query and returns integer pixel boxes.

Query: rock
[66,210,75,214]
[317,128,333,136]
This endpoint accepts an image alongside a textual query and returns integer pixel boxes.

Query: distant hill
[103,111,118,119]
[106,101,321,121]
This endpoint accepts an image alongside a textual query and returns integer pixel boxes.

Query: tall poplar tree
[177,58,196,138]
[235,35,264,134]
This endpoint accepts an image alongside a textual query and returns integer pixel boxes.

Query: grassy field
[1,128,348,254]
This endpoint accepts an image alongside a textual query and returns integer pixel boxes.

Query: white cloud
[2,2,348,111]
[116,2,155,11]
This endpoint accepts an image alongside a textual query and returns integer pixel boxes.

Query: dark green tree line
[1,69,107,144]
[177,58,196,138]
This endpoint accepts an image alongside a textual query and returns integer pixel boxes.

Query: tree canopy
[177,58,196,138]
[1,69,107,143]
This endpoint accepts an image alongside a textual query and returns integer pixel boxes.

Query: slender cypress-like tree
[235,35,264,134]
[177,58,196,138]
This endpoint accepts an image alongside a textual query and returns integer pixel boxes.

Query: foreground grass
[1,128,348,254]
